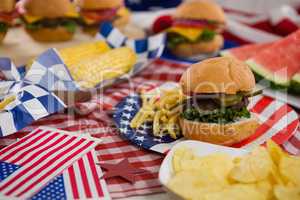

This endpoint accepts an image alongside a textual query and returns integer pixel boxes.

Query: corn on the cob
[59,41,111,67]
[69,47,137,88]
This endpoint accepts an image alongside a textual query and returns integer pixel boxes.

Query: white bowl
[158,140,249,199]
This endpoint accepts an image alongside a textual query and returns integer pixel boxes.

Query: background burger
[167,0,225,58]
[179,57,261,146]
[0,0,17,43]
[76,0,130,36]
[22,0,79,42]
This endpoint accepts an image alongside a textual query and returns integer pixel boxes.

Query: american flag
[0,127,110,200]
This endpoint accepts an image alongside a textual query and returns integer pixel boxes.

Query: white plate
[158,140,249,199]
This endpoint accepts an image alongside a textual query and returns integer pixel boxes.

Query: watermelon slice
[289,72,300,94]
[220,43,273,61]
[246,30,300,86]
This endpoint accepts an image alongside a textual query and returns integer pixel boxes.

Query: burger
[167,1,225,58]
[179,57,261,146]
[21,0,79,42]
[0,0,17,43]
[76,0,130,36]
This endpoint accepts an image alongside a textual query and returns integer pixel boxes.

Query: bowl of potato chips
[159,140,300,200]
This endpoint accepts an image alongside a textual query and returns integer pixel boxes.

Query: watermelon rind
[289,73,300,94]
[246,59,290,87]
[220,50,231,57]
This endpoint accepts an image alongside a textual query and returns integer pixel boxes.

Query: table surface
[0,24,171,200]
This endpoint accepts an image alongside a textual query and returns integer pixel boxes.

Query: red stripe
[68,166,79,199]
[288,134,300,149]
[0,136,78,192]
[19,134,69,166]
[9,132,60,164]
[87,151,104,197]
[233,105,292,147]
[95,141,131,150]
[250,96,273,114]
[15,141,94,197]
[78,157,92,198]
[0,129,43,156]
[272,120,299,144]
[98,150,149,160]
[0,130,51,161]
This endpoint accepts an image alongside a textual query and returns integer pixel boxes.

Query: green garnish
[25,18,77,33]
[0,22,8,33]
[182,106,251,123]
[198,29,216,42]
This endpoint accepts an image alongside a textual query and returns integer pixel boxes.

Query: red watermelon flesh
[221,43,273,61]
[246,29,300,86]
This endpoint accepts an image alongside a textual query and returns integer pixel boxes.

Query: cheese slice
[167,26,203,42]
[24,4,79,23]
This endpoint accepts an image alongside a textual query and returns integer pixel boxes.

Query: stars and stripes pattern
[0,127,107,199]
[19,58,298,199]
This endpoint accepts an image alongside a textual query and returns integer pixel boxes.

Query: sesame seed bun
[76,0,123,10]
[26,27,74,42]
[180,57,256,94]
[0,31,7,43]
[25,0,72,18]
[171,34,224,57]
[180,114,260,146]
[174,1,226,24]
[0,0,16,12]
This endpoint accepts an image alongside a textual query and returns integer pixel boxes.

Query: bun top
[180,57,256,94]
[0,0,16,12]
[25,0,72,18]
[76,0,123,10]
[174,1,225,24]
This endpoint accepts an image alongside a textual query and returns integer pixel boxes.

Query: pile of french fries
[130,87,186,139]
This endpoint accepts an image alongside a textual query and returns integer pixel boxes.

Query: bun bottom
[171,34,224,58]
[26,27,74,42]
[0,31,7,43]
[179,114,260,146]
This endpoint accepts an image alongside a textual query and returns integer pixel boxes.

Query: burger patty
[0,22,8,33]
[167,29,216,49]
[24,18,77,33]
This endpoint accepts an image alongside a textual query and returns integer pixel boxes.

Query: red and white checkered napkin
[2,59,300,199]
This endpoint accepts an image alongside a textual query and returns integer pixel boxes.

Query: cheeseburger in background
[0,0,17,43]
[76,0,130,36]
[21,0,79,42]
[167,0,226,58]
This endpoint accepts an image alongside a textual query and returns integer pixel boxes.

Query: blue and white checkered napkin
[0,52,67,137]
[0,22,165,137]
[96,21,166,72]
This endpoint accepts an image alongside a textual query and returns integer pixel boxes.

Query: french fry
[131,86,186,138]
[153,111,162,136]
[0,95,15,111]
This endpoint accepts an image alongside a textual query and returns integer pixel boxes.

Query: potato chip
[167,142,296,200]
[279,155,300,186]
[229,147,273,183]
[255,180,273,200]
[168,171,224,200]
[172,147,191,173]
[203,184,266,200]
[266,140,286,165]
[274,185,300,200]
